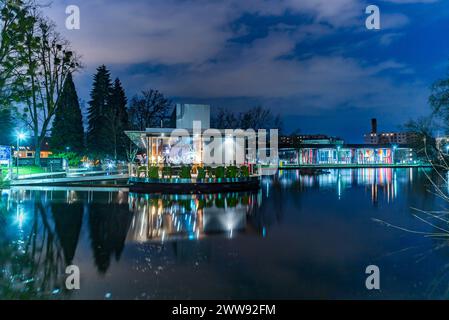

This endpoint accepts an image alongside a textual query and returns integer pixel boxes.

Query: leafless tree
[128,89,172,131]
[18,15,81,165]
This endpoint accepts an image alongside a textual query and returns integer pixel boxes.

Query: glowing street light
[17,132,26,141]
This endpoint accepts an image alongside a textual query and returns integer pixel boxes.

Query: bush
[162,166,172,178]
[226,196,238,208]
[148,166,159,179]
[197,167,206,179]
[214,166,225,179]
[240,166,250,177]
[180,166,192,179]
[215,197,225,208]
[226,166,237,178]
[54,152,82,167]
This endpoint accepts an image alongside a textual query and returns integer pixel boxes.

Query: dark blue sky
[48,0,449,142]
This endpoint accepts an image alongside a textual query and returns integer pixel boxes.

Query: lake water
[2,168,449,300]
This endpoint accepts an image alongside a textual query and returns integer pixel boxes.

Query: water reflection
[275,168,423,204]
[0,190,79,299]
[127,192,260,243]
[0,168,444,299]
[0,188,263,297]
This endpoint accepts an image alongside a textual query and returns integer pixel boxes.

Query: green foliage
[215,197,225,208]
[239,166,250,177]
[197,167,206,179]
[180,166,192,179]
[86,65,113,159]
[214,166,225,179]
[50,73,85,154]
[162,166,172,178]
[53,152,82,167]
[87,69,131,161]
[241,195,250,205]
[226,196,238,208]
[148,166,159,179]
[105,78,129,160]
[0,1,36,107]
[225,166,237,178]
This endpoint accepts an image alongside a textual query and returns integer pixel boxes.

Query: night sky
[47,0,449,142]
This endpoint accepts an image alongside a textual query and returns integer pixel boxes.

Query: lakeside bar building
[125,104,278,170]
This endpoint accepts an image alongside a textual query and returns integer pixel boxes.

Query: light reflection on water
[127,192,261,243]
[275,168,416,204]
[1,168,449,299]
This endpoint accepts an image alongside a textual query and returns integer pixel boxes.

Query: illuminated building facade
[126,104,277,168]
[279,144,416,166]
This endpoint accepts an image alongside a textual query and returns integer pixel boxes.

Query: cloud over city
[45,0,446,138]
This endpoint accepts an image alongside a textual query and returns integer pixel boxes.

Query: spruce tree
[86,65,113,159]
[50,73,85,154]
[106,78,129,160]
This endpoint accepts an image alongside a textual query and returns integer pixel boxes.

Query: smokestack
[371,118,377,134]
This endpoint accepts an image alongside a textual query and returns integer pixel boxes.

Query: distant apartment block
[363,118,417,145]
[279,134,343,148]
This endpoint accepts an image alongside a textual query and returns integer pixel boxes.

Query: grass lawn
[1,165,46,179]
[16,166,46,175]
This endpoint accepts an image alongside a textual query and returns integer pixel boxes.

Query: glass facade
[279,146,416,166]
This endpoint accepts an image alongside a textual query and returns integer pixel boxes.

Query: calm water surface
[1,168,449,300]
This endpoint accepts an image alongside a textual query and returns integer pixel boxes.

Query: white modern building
[126,104,278,167]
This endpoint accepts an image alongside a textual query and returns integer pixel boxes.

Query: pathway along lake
[1,168,449,299]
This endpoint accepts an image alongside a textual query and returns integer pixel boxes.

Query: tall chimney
[371,118,377,134]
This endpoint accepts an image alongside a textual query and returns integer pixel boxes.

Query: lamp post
[16,132,26,178]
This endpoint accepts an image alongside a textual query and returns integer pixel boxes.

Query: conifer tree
[86,65,112,159]
[105,78,129,160]
[50,73,85,154]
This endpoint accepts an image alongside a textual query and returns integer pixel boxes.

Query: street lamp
[16,132,27,177]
